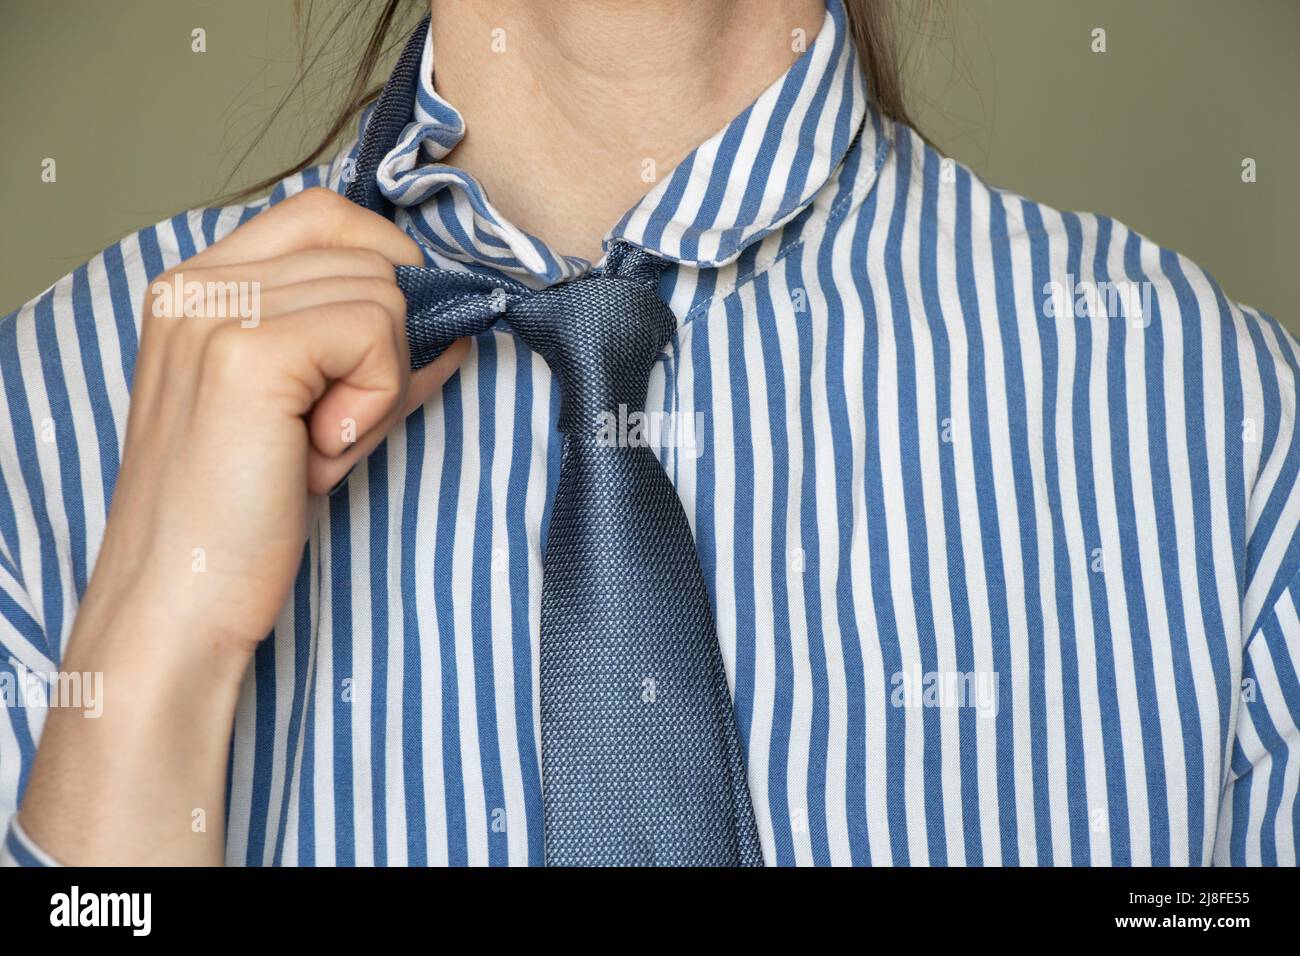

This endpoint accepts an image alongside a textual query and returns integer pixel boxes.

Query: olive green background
[2,0,1297,324]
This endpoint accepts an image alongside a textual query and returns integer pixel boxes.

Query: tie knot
[509,271,675,435]
[398,244,676,436]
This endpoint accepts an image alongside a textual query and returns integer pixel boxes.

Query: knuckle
[296,185,347,214]
[144,264,221,319]
[288,187,352,229]
[203,325,261,383]
[143,267,180,319]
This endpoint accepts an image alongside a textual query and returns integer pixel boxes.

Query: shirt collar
[367,0,870,283]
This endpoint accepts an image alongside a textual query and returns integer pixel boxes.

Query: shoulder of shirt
[0,155,348,333]
[861,122,1297,419]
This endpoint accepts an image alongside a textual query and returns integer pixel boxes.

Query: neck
[429,0,826,264]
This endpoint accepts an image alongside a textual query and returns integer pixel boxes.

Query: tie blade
[539,442,762,866]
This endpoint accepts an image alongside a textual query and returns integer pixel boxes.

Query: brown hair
[227,0,928,201]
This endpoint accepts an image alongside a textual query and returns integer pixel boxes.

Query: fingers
[143,249,408,341]
[162,251,473,496]
[261,247,399,284]
[257,276,408,324]
[190,188,425,270]
[141,254,414,436]
[179,248,401,293]
[163,186,474,497]
[196,298,403,457]
[260,299,405,403]
[242,296,469,495]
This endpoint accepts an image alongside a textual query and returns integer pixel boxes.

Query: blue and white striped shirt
[2,0,1297,866]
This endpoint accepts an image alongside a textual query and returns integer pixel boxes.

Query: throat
[428,0,827,265]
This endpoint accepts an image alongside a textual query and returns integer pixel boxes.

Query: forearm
[18,586,253,866]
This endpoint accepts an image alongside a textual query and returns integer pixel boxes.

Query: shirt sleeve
[1216,574,1300,865]
[1215,305,1300,865]
[0,554,62,867]
[1,816,59,867]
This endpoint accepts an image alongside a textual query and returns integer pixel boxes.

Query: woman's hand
[98,187,467,653]
[20,188,468,864]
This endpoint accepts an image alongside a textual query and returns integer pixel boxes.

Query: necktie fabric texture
[345,17,762,866]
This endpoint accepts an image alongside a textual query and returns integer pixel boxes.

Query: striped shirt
[2,0,1297,867]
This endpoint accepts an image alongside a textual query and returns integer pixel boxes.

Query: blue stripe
[856,176,909,864]
[468,336,508,866]
[33,290,89,603]
[297,552,319,866]
[399,413,429,866]
[245,629,276,865]
[788,250,832,866]
[328,491,356,865]
[504,346,544,864]
[725,292,759,750]
[367,443,391,866]
[432,377,469,865]
[100,242,140,387]
[69,265,121,512]
[754,271,797,865]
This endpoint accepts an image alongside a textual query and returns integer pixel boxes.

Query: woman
[1,0,1294,867]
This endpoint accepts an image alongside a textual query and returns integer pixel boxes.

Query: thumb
[402,337,472,417]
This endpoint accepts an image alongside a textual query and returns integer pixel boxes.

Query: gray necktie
[348,16,763,866]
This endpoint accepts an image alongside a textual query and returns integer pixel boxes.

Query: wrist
[65,574,257,701]
[21,578,250,865]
